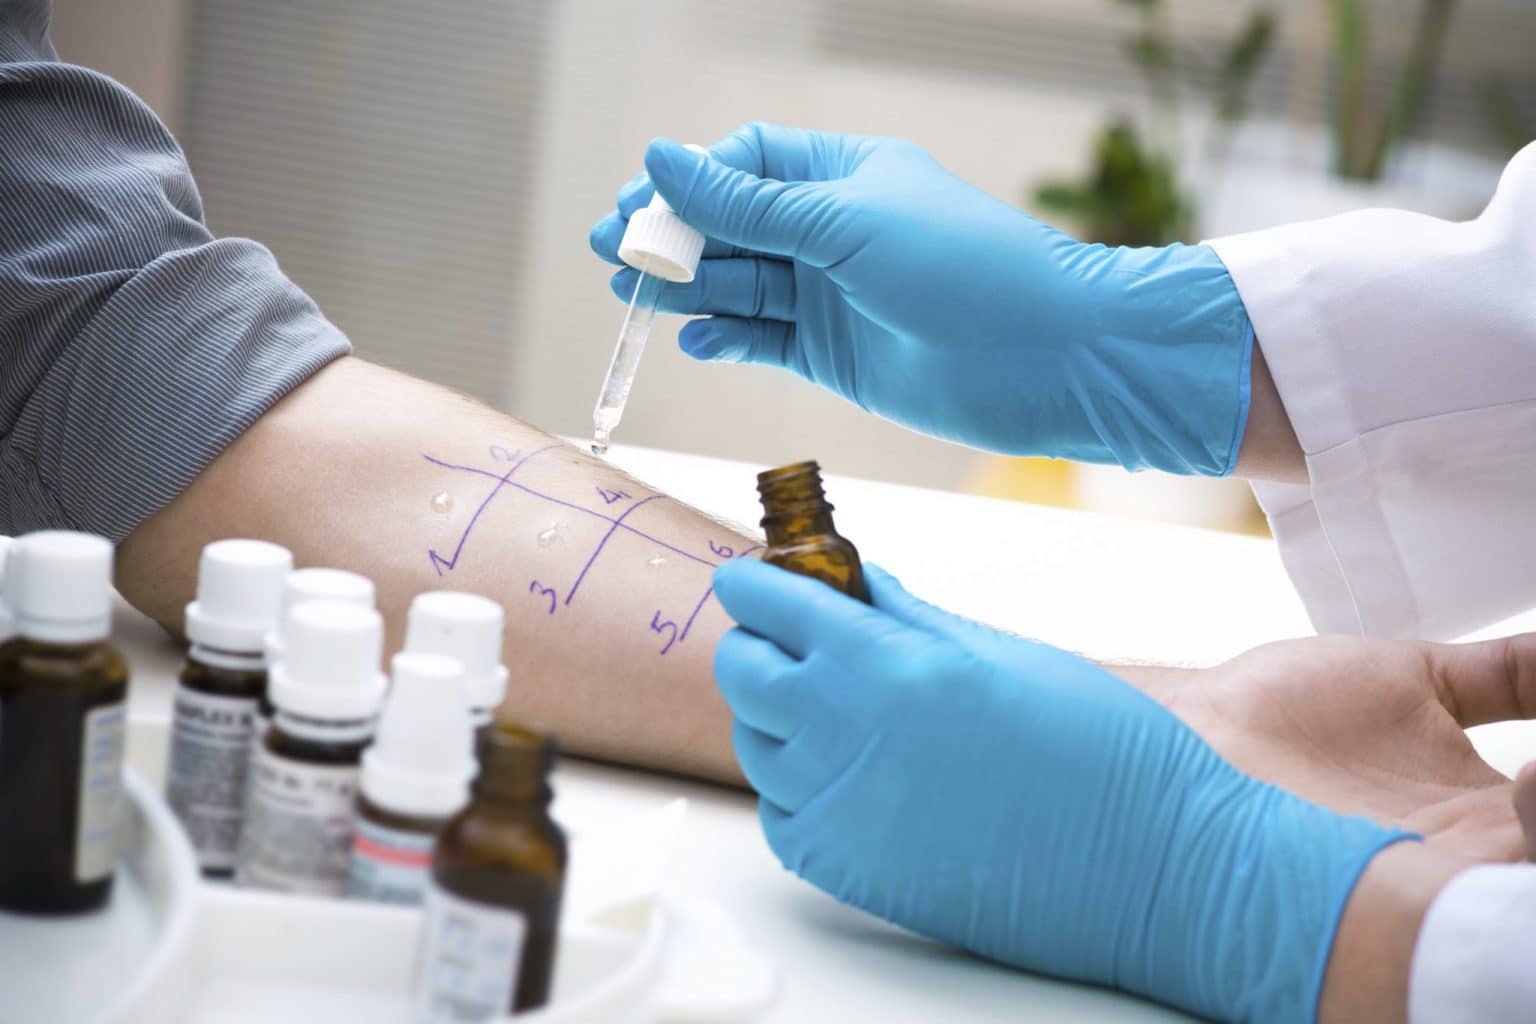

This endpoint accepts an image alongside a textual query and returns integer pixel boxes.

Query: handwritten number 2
[650,611,679,655]
[529,580,557,615]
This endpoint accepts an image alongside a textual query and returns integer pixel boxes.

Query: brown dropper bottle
[415,722,567,1019]
[0,531,129,915]
[757,460,868,601]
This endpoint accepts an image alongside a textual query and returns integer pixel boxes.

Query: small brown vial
[757,460,868,601]
[415,723,567,1019]
[0,532,129,915]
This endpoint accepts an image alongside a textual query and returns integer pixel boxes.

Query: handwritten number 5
[529,580,557,615]
[650,611,679,655]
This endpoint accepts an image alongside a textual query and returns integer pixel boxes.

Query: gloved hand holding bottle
[590,123,1255,476]
[710,558,1408,1022]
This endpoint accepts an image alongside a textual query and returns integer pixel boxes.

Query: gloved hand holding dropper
[590,122,1255,476]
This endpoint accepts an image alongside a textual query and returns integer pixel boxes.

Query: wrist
[1317,841,1464,1024]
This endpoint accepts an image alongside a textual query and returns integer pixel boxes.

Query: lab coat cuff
[1408,864,1536,1024]
[1247,482,1361,634]
[1209,229,1422,636]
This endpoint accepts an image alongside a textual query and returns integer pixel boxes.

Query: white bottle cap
[268,600,386,721]
[7,531,114,644]
[361,652,477,817]
[404,591,508,714]
[0,536,13,643]
[265,567,376,666]
[617,143,710,284]
[184,540,294,654]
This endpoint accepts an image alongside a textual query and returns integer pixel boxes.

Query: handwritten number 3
[529,581,557,615]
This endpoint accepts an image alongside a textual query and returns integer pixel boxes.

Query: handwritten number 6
[707,540,735,559]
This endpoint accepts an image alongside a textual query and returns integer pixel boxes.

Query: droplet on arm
[431,490,453,515]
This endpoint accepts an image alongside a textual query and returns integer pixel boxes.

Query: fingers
[643,138,836,263]
[731,721,827,814]
[1517,762,1536,862]
[1426,633,1536,728]
[610,258,796,321]
[713,557,899,660]
[677,317,802,373]
[707,121,827,183]
[714,627,802,739]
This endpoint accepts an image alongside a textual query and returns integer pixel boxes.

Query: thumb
[644,138,832,263]
[1516,761,1536,862]
[865,564,1003,649]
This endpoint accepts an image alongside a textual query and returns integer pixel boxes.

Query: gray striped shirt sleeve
[0,2,351,541]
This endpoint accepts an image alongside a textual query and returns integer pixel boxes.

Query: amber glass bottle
[167,539,292,878]
[415,723,567,1019]
[0,532,129,915]
[757,460,868,601]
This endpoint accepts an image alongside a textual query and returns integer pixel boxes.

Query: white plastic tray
[0,714,776,1023]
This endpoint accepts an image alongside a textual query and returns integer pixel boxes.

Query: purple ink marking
[708,540,734,558]
[650,611,679,655]
[425,455,717,569]
[529,580,558,615]
[425,443,563,576]
[564,495,662,606]
[677,544,763,644]
[490,445,519,462]
[596,487,630,505]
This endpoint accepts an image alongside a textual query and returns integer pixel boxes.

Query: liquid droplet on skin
[431,490,453,515]
[537,525,561,548]
[645,554,667,570]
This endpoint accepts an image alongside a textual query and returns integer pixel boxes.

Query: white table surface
[117,443,1536,1023]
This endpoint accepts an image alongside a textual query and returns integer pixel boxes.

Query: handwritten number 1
[650,611,679,655]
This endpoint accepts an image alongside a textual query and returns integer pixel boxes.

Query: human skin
[116,356,754,783]
[116,355,1525,1020]
[1123,631,1536,1023]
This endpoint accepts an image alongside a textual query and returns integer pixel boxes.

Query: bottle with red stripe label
[348,651,476,905]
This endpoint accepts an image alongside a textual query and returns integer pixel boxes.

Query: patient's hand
[1123,634,1536,862]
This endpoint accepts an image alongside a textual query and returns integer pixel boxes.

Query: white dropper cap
[265,567,376,666]
[184,540,294,655]
[0,536,14,643]
[361,652,477,817]
[7,531,114,644]
[617,143,710,284]
[404,591,508,715]
[268,600,386,721]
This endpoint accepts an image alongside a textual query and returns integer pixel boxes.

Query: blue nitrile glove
[590,123,1255,476]
[711,559,1410,1023]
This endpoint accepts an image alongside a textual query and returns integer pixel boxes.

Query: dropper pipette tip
[590,430,610,458]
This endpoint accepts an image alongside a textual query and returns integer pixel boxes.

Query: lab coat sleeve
[1206,142,1536,639]
[1408,864,1536,1023]
[0,3,350,541]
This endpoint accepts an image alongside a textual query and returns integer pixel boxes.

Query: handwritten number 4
[596,487,631,505]
[650,611,678,655]
[528,580,557,615]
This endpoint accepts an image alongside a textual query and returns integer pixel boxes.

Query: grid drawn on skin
[422,445,757,654]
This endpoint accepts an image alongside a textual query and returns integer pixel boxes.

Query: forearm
[118,357,748,783]
[1233,341,1306,484]
[1318,842,1463,1024]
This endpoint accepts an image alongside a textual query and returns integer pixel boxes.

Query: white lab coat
[1208,141,1536,1023]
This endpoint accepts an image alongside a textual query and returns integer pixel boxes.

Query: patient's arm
[117,356,752,783]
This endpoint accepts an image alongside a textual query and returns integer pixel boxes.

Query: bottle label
[76,701,126,883]
[166,685,259,870]
[237,744,359,896]
[347,816,436,905]
[414,881,528,1023]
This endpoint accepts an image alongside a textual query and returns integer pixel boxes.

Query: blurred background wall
[49,0,1536,527]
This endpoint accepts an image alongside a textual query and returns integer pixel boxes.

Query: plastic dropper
[591,144,709,456]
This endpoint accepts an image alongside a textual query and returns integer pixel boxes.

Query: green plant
[1329,0,1455,181]
[1034,1,1276,246]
